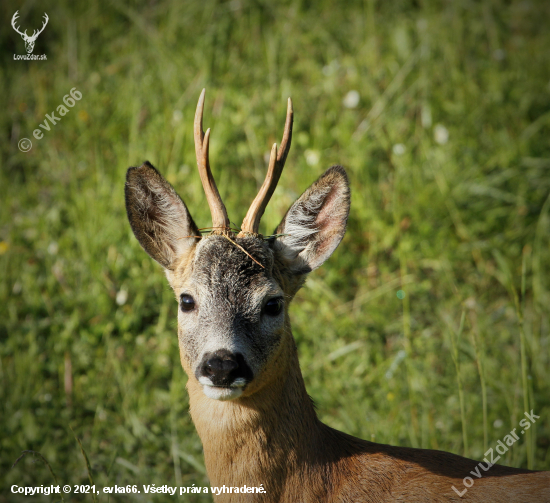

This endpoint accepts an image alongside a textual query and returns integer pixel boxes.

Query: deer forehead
[175,236,282,311]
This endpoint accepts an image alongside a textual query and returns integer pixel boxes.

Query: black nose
[197,350,252,387]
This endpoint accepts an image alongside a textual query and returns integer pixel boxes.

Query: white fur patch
[198,376,247,401]
[231,377,247,388]
[198,376,214,386]
[201,385,244,401]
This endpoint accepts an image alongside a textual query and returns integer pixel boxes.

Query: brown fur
[126,161,549,502]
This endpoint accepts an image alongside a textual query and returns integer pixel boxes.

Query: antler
[11,11,26,38]
[238,98,293,236]
[194,89,231,235]
[30,13,49,40]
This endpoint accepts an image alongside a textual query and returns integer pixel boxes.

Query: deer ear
[274,165,350,274]
[125,162,200,270]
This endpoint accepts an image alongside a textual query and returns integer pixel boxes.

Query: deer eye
[180,294,196,312]
[264,298,283,317]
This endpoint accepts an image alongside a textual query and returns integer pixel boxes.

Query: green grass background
[1,0,550,500]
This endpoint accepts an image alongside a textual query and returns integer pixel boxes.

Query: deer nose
[205,354,238,376]
[197,350,252,387]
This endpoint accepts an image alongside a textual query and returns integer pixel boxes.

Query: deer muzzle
[196,349,253,401]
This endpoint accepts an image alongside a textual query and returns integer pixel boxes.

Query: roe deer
[125,90,549,502]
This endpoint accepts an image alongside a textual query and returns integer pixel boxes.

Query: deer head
[11,11,49,54]
[125,90,350,402]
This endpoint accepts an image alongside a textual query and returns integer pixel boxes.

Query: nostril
[205,358,223,374]
[204,360,216,376]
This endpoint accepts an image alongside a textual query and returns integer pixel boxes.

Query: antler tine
[194,89,231,235]
[277,97,294,167]
[239,98,293,236]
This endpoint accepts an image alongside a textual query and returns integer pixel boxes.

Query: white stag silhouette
[11,11,49,54]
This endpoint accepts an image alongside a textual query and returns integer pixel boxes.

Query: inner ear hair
[275,165,350,273]
[125,161,200,269]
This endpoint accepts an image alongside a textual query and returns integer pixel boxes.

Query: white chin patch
[202,386,243,401]
[198,377,247,401]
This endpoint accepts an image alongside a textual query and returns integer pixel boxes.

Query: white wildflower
[116,289,128,306]
[343,90,360,109]
[392,143,406,156]
[305,150,320,166]
[434,124,449,145]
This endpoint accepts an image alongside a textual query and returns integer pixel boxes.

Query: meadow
[1,0,549,501]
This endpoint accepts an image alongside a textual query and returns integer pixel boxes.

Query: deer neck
[186,335,323,493]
